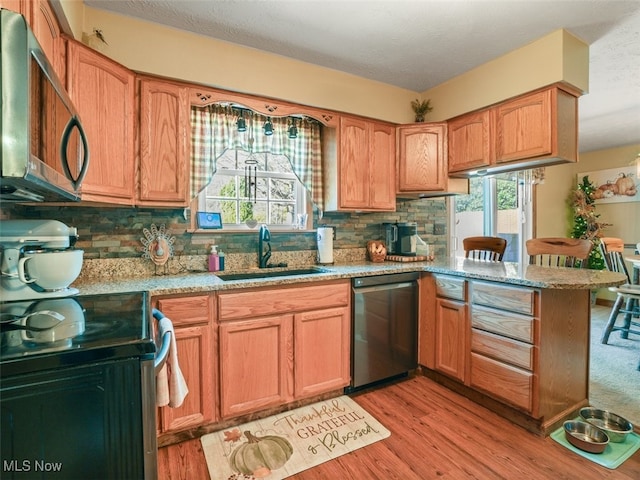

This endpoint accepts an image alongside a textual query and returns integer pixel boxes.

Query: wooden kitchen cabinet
[154,295,216,433]
[324,116,395,211]
[448,110,492,173]
[66,39,136,204]
[435,298,467,382]
[31,0,65,83]
[448,84,578,176]
[137,77,190,206]
[217,281,351,418]
[219,314,293,418]
[422,274,591,434]
[294,307,351,398]
[397,123,448,193]
[430,275,468,382]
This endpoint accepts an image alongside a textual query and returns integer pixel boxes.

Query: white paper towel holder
[317,227,334,264]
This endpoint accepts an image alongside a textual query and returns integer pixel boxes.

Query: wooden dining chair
[526,237,592,268]
[599,237,640,344]
[463,236,507,261]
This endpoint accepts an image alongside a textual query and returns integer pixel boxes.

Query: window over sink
[195,149,309,230]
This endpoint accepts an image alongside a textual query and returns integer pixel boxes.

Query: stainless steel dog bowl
[563,420,609,453]
[579,407,634,443]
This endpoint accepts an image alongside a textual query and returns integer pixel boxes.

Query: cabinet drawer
[471,305,534,343]
[471,328,534,370]
[470,352,533,412]
[156,295,212,326]
[434,275,466,301]
[218,281,350,321]
[471,281,535,315]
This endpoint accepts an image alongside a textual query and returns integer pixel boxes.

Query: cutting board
[385,255,429,262]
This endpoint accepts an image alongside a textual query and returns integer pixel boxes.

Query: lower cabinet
[421,274,590,434]
[153,294,216,433]
[219,314,294,418]
[217,281,351,419]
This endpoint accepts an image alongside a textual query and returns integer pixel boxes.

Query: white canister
[317,227,334,264]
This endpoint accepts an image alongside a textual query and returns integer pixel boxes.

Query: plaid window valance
[190,105,324,211]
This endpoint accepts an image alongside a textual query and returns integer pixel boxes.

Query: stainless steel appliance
[383,222,418,256]
[0,291,169,480]
[1,9,89,202]
[349,272,419,390]
[0,220,83,301]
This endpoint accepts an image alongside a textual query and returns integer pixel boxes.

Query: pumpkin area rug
[200,395,391,479]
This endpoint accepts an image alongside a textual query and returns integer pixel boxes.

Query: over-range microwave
[0,9,89,202]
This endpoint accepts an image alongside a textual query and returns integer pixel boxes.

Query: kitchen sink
[215,267,330,281]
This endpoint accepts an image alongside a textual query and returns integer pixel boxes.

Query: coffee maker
[383,222,418,256]
[0,220,83,301]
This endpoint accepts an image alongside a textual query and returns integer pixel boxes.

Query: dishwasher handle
[353,281,416,294]
[152,308,172,374]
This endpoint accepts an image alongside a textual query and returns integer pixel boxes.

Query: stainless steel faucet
[258,224,272,268]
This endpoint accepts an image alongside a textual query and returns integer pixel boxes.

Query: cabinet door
[434,298,467,382]
[448,110,492,173]
[369,122,396,210]
[160,324,215,431]
[339,116,369,209]
[294,307,350,398]
[31,0,65,83]
[397,123,447,192]
[138,78,190,206]
[67,40,135,204]
[219,315,293,418]
[494,89,551,163]
[155,295,216,433]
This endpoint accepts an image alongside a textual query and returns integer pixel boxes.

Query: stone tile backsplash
[5,197,448,276]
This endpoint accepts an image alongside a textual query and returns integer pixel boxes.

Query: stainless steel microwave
[0,9,89,202]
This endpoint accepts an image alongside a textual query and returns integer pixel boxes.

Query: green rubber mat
[550,422,640,469]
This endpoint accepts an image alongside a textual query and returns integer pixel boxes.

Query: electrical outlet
[434,223,446,235]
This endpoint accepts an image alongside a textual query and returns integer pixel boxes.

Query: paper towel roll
[317,227,334,264]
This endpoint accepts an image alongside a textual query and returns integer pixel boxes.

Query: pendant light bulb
[288,118,298,139]
[236,111,247,132]
[263,117,274,136]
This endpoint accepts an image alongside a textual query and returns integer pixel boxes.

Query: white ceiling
[84,0,640,154]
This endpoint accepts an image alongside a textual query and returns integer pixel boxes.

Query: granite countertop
[74,257,627,297]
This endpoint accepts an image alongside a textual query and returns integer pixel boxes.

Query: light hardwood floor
[158,375,640,479]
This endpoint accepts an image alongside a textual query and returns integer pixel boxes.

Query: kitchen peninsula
[75,258,626,438]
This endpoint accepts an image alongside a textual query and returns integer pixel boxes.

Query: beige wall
[536,144,640,241]
[58,2,588,124]
[422,30,589,121]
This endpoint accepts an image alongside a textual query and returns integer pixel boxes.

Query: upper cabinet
[324,116,396,211]
[66,39,136,204]
[1,0,65,82]
[397,123,469,197]
[448,84,579,177]
[448,110,492,173]
[397,123,447,192]
[137,77,190,207]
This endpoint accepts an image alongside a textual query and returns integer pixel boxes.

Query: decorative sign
[201,396,390,479]
[578,165,639,204]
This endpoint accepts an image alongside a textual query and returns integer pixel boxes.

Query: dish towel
[156,317,189,408]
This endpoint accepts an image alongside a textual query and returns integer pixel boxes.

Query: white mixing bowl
[18,249,84,290]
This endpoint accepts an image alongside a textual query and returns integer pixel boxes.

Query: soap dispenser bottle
[208,245,220,272]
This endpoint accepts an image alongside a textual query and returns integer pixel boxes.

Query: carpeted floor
[589,305,640,427]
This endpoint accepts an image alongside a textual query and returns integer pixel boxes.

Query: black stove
[0,291,155,377]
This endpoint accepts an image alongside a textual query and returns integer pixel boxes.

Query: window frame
[191,150,310,232]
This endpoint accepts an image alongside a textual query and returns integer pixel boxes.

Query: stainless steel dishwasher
[349,272,419,390]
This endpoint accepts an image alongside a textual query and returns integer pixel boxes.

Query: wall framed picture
[577,166,639,204]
